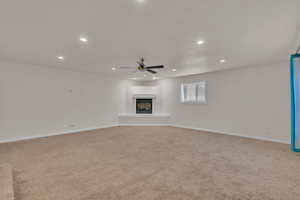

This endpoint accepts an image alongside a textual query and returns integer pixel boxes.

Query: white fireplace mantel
[133,94,156,99]
[118,86,171,125]
[127,86,160,114]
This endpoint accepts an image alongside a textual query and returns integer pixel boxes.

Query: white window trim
[180,81,207,104]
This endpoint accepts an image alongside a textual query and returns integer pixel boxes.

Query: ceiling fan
[118,58,164,74]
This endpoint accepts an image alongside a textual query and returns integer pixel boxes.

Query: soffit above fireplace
[129,86,159,96]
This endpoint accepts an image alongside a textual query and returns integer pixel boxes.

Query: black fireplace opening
[136,99,152,114]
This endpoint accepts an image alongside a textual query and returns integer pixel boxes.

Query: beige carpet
[0,164,14,200]
[0,126,300,200]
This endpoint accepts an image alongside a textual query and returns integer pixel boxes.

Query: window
[181,81,207,104]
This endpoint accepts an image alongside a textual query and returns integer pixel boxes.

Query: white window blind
[181,81,206,104]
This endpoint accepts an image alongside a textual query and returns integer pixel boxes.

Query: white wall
[0,61,291,144]
[0,62,129,142]
[160,62,290,143]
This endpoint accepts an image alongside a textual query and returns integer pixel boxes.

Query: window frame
[180,81,207,104]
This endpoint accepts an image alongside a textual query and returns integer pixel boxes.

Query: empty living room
[1,0,300,199]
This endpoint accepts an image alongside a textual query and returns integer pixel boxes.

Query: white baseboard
[0,124,119,144]
[118,124,171,126]
[170,124,290,144]
[0,123,290,145]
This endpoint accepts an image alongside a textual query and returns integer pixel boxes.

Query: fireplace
[136,99,152,114]
[118,86,171,125]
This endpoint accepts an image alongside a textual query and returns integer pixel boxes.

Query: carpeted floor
[0,164,14,200]
[0,126,300,200]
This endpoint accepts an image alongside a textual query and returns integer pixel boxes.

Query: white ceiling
[0,0,300,79]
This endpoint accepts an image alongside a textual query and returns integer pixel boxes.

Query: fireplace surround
[118,85,170,125]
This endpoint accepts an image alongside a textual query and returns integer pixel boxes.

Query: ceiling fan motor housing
[138,65,144,71]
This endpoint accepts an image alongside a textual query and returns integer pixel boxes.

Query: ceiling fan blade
[146,65,164,69]
[147,69,157,74]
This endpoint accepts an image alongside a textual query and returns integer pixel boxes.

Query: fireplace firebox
[136,99,152,114]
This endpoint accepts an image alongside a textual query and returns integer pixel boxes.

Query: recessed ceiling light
[143,74,147,77]
[57,56,64,60]
[172,69,177,72]
[219,59,226,63]
[152,77,158,80]
[197,40,204,45]
[112,67,116,71]
[136,0,146,3]
[79,37,88,43]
